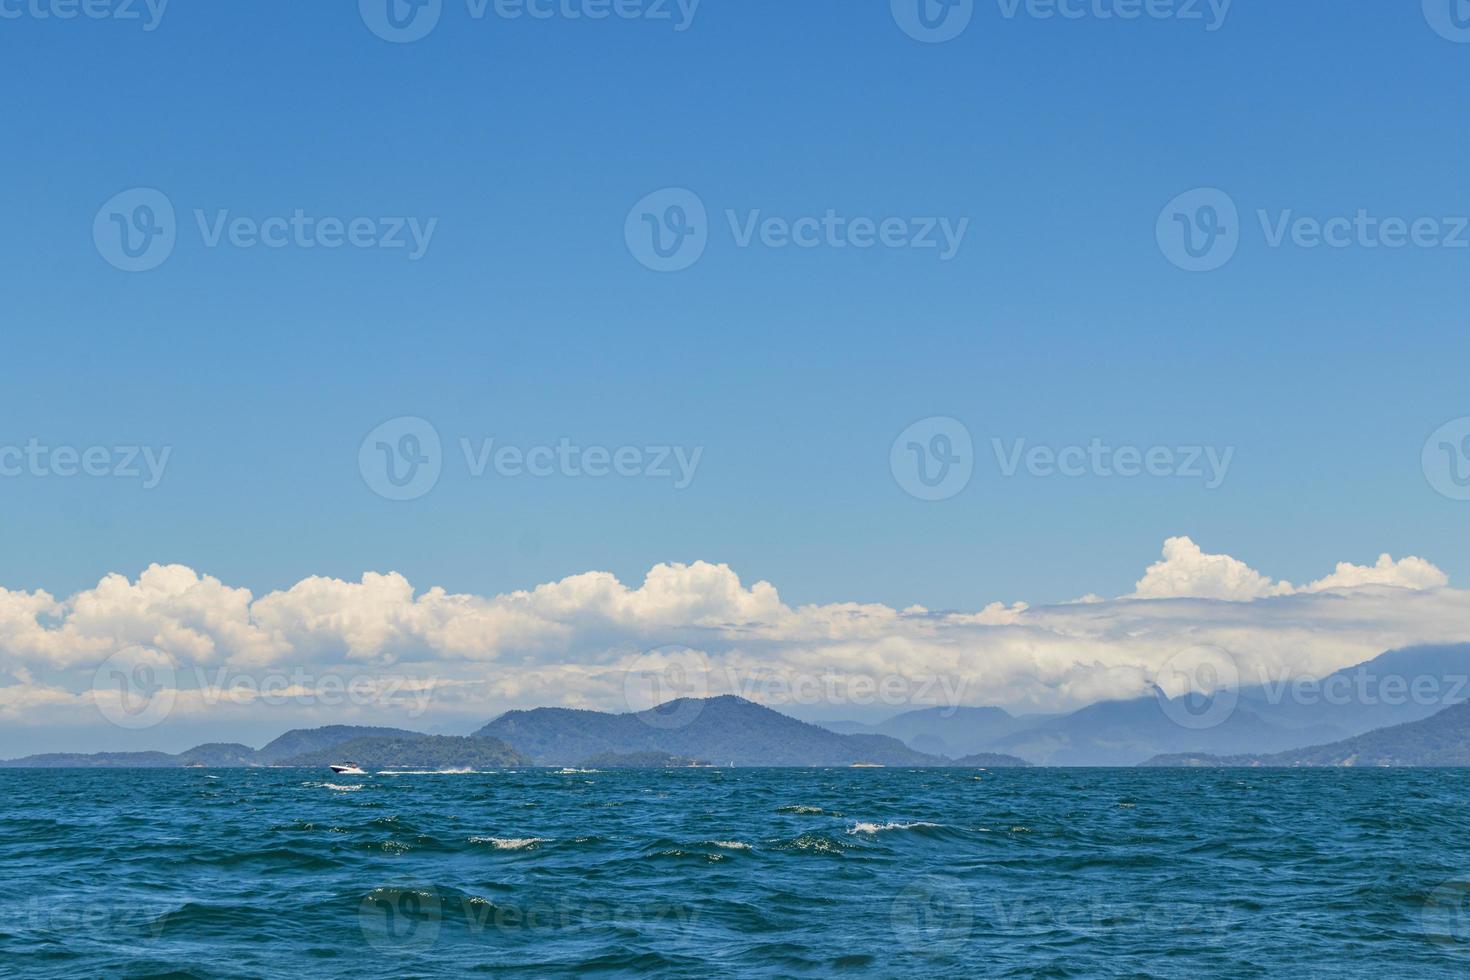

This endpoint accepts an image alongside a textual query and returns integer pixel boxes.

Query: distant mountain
[0,725,429,769]
[578,751,711,768]
[254,725,425,764]
[949,753,1032,767]
[476,695,1024,767]
[0,751,182,769]
[279,734,528,770]
[824,706,1049,757]
[177,743,259,767]
[898,643,1470,766]
[983,695,1342,767]
[1230,642,1470,739]
[13,644,1462,769]
[1143,701,1470,767]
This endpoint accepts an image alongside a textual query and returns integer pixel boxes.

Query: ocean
[3,767,1469,977]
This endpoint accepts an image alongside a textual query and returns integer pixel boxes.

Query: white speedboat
[330,763,366,775]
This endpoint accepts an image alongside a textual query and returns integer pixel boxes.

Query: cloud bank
[2,537,1467,736]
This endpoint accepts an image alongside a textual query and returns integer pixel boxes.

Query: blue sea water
[3,767,1470,978]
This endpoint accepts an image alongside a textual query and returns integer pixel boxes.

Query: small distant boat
[850,763,885,768]
[329,763,366,775]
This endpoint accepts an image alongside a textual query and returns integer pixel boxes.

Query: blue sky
[2,0,1469,617]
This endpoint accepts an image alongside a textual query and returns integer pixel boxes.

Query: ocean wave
[709,840,752,851]
[557,768,599,774]
[769,833,850,856]
[847,820,943,835]
[308,782,365,792]
[776,805,832,815]
[469,836,550,850]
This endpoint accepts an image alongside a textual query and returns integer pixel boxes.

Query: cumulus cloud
[1131,536,1292,600]
[1304,554,1449,593]
[1128,536,1447,601]
[0,541,1464,737]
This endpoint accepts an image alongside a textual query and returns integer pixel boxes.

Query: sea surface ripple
[3,767,1470,977]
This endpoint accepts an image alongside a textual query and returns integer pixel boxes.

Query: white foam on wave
[557,768,599,774]
[847,820,942,835]
[314,782,364,792]
[469,836,551,850]
[709,840,752,851]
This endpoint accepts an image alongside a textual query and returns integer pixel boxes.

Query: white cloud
[1130,536,1292,600]
[1304,554,1449,593]
[1129,536,1447,601]
[0,541,1463,736]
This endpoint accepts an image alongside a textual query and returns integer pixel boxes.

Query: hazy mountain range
[0,725,529,770]
[0,697,1029,769]
[475,695,1028,767]
[827,643,1470,766]
[4,643,1469,769]
[1143,702,1470,767]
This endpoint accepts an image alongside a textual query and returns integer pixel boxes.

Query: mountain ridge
[1142,701,1470,767]
[475,695,1032,767]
